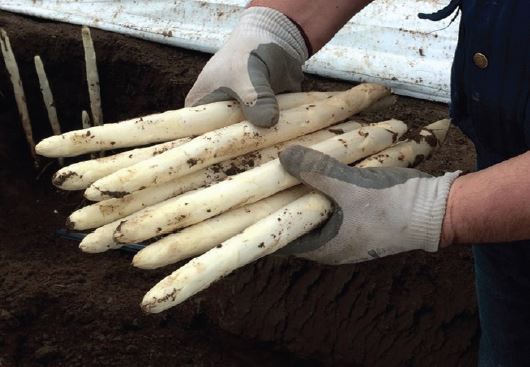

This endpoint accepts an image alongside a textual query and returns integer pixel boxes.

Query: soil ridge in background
[0,11,477,367]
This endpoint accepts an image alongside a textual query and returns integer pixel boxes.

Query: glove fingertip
[248,111,279,128]
[280,145,333,177]
[184,93,198,108]
[279,145,310,178]
[241,95,280,127]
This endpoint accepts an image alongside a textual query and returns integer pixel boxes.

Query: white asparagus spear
[80,187,307,254]
[85,120,362,202]
[131,187,309,268]
[35,91,342,158]
[140,119,450,312]
[71,121,362,231]
[82,116,431,254]
[141,191,332,313]
[86,84,390,198]
[34,55,63,166]
[115,120,406,244]
[54,99,353,192]
[356,119,450,168]
[81,26,103,127]
[36,101,244,157]
[34,56,60,135]
[80,121,399,249]
[133,120,450,268]
[0,29,36,164]
[53,138,192,190]
[79,186,306,254]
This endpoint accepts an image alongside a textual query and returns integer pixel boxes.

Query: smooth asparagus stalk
[357,119,450,168]
[141,191,332,313]
[86,84,390,198]
[35,91,342,158]
[1,29,37,165]
[114,120,406,244]
[72,122,362,231]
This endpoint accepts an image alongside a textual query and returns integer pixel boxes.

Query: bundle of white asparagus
[36,83,451,313]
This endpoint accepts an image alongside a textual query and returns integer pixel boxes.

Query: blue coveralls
[422,0,530,365]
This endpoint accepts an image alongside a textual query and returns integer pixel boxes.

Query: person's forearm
[249,0,374,53]
[441,151,530,246]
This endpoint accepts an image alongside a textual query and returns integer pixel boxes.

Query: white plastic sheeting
[0,0,460,102]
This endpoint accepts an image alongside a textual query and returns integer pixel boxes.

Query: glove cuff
[236,7,309,64]
[408,171,462,252]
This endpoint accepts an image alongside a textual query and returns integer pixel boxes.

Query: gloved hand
[185,7,308,127]
[278,145,461,265]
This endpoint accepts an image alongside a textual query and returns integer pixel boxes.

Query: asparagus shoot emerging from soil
[0,29,37,166]
[34,55,63,166]
[81,26,103,127]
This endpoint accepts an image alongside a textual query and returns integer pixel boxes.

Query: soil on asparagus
[0,11,478,367]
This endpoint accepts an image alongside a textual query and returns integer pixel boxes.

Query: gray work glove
[185,7,308,127]
[278,146,461,265]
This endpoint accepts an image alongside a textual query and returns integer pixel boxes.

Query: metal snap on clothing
[473,52,488,69]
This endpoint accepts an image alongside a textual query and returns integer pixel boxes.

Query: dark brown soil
[0,11,478,367]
